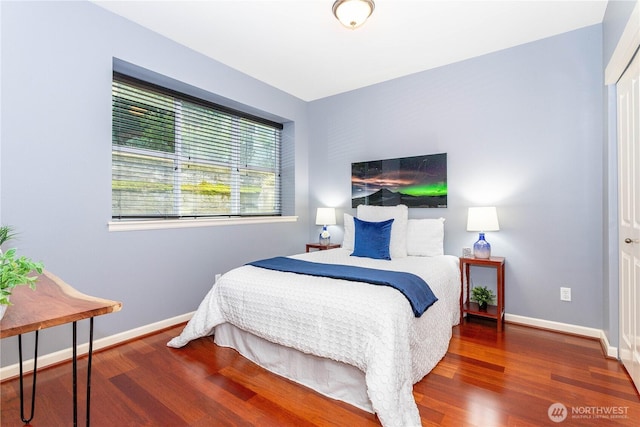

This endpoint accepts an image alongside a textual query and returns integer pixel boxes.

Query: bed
[168,206,460,427]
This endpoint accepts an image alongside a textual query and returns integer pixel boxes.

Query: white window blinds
[112,73,282,219]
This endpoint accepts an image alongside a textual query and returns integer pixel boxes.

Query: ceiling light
[332,0,375,29]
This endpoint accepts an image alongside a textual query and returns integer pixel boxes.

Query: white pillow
[406,218,445,256]
[356,204,408,258]
[343,213,355,251]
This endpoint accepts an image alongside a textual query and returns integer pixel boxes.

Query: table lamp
[315,207,336,245]
[466,207,500,259]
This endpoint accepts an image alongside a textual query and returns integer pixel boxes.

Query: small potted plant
[471,285,496,311]
[1,226,44,319]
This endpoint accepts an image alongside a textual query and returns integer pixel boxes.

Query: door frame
[604,1,639,361]
[605,1,639,86]
[606,2,640,393]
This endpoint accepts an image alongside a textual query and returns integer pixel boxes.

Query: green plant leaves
[0,232,44,305]
[470,285,496,305]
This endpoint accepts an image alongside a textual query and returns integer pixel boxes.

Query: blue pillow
[351,217,394,260]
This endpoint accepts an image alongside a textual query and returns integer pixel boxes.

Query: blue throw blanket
[247,257,438,317]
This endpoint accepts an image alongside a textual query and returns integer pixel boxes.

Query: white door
[618,50,640,393]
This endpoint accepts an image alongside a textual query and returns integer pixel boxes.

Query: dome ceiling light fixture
[332,0,375,29]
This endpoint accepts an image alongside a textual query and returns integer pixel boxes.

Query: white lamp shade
[333,0,375,29]
[315,208,337,226]
[466,207,500,232]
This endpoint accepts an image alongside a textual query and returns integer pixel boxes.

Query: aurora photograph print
[351,153,447,208]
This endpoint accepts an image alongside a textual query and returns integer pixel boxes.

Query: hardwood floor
[2,318,639,426]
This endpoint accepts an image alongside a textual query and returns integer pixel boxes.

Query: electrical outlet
[560,287,571,302]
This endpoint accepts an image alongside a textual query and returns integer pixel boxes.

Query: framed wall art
[351,153,447,208]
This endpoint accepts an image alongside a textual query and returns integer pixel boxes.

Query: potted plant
[1,226,44,319]
[471,285,496,311]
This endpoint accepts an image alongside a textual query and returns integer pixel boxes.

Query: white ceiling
[93,0,607,101]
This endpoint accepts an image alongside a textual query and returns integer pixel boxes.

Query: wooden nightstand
[306,243,341,252]
[460,256,505,331]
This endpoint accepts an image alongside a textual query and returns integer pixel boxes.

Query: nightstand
[306,243,341,252]
[460,256,505,331]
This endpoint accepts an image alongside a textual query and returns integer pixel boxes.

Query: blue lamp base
[319,225,331,246]
[473,232,491,259]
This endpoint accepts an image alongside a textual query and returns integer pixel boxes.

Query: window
[112,73,283,220]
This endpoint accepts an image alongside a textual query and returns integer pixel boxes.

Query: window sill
[108,216,298,232]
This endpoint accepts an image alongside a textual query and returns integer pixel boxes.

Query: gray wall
[1,1,310,365]
[308,25,605,328]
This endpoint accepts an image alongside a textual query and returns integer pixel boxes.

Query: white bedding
[168,249,460,427]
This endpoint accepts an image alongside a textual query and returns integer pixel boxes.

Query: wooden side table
[306,243,341,252]
[1,271,122,426]
[460,256,505,331]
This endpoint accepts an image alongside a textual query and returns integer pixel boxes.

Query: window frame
[107,215,298,232]
[111,72,285,223]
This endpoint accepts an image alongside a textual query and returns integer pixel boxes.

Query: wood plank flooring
[1,318,639,426]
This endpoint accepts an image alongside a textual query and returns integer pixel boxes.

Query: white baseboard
[599,329,618,359]
[505,313,618,359]
[0,312,193,381]
[2,311,619,381]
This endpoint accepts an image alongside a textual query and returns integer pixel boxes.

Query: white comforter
[168,249,460,427]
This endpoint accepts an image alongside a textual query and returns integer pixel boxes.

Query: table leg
[498,264,505,332]
[465,263,471,321]
[14,318,96,426]
[87,317,94,427]
[73,321,78,427]
[18,330,39,424]
[72,319,95,427]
